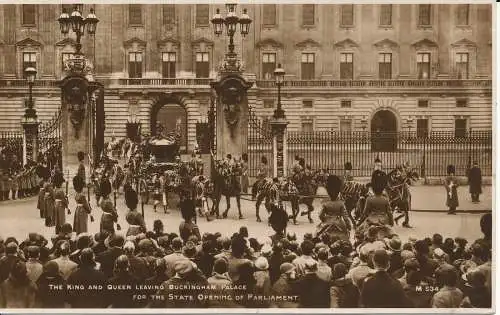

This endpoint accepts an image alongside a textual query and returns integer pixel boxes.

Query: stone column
[270,117,288,178]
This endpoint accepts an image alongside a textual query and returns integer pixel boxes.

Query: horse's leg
[222,194,230,219]
[236,195,243,219]
[306,199,314,224]
[255,195,263,222]
[403,196,411,228]
[291,198,299,224]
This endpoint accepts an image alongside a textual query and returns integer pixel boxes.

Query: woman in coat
[445,165,459,215]
[73,175,92,235]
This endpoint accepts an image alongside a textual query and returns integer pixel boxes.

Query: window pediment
[191,37,214,47]
[451,38,476,48]
[16,37,43,48]
[256,38,284,49]
[411,38,438,49]
[295,39,321,49]
[55,38,76,48]
[334,38,359,49]
[157,37,180,51]
[123,37,147,49]
[373,38,399,49]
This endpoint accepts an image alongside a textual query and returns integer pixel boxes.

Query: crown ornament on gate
[63,54,94,80]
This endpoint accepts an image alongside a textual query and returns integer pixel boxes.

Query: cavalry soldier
[316,175,352,242]
[252,156,270,200]
[359,170,394,234]
[192,175,211,222]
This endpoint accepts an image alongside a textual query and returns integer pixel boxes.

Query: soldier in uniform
[77,151,86,184]
[360,170,394,231]
[152,174,164,213]
[316,175,352,242]
[99,176,120,234]
[192,175,212,222]
[252,156,270,199]
[73,175,92,235]
[240,153,249,194]
[43,182,55,227]
[52,172,68,235]
[445,164,459,215]
[344,162,353,183]
[10,168,19,200]
[125,187,146,237]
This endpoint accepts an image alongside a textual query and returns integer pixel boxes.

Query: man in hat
[96,234,125,279]
[361,249,411,307]
[153,259,209,308]
[123,241,149,282]
[467,161,482,203]
[163,237,187,279]
[0,261,37,308]
[271,262,298,308]
[67,248,109,308]
[296,260,330,308]
[269,203,288,244]
[445,164,459,215]
[108,255,142,308]
[179,191,202,241]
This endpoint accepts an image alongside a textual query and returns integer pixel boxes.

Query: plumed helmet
[371,170,387,194]
[73,175,85,193]
[326,175,342,199]
[125,187,139,210]
[344,162,352,171]
[447,164,455,175]
[77,151,85,162]
[100,177,112,197]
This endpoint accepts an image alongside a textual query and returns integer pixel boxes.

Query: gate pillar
[58,54,103,176]
[210,72,253,160]
[21,109,39,165]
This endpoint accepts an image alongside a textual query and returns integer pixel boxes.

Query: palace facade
[0,3,492,152]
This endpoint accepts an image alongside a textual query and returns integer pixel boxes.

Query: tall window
[302,4,315,26]
[454,119,467,138]
[263,4,277,26]
[302,100,313,108]
[340,119,352,132]
[417,119,429,138]
[456,4,469,26]
[455,53,469,79]
[301,119,314,132]
[301,53,315,80]
[378,53,392,79]
[196,52,209,78]
[417,53,430,79]
[129,4,143,25]
[340,53,353,80]
[262,53,276,80]
[163,4,176,25]
[418,4,431,26]
[196,4,209,26]
[379,4,392,26]
[61,53,74,71]
[128,52,143,78]
[456,98,468,108]
[162,52,176,78]
[418,99,429,108]
[23,52,36,78]
[22,4,36,26]
[340,5,354,27]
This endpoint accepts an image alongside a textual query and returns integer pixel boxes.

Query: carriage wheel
[139,179,149,204]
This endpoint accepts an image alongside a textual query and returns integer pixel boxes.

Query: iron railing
[38,109,63,170]
[247,106,273,177]
[118,78,212,86]
[0,131,24,167]
[284,130,492,177]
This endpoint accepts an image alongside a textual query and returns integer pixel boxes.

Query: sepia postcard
[0,0,494,313]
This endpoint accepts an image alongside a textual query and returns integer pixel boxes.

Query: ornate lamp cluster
[273,64,286,119]
[211,4,252,72]
[23,67,38,123]
[58,6,99,55]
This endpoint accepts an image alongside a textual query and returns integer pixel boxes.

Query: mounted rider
[316,175,352,242]
[191,174,212,222]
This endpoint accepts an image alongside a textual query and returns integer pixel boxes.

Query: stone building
[0,3,492,153]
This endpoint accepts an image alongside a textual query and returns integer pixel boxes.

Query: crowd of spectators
[0,208,491,309]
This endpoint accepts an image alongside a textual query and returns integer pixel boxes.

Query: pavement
[0,184,491,245]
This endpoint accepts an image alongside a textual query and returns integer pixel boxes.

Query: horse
[104,138,126,159]
[110,162,125,194]
[287,170,321,224]
[209,161,243,220]
[385,168,419,227]
[339,180,371,227]
[254,177,283,223]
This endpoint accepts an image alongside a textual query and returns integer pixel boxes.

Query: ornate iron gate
[38,110,63,170]
[247,106,273,177]
[0,131,23,164]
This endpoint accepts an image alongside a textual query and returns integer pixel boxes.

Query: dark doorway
[371,110,398,151]
[151,103,187,152]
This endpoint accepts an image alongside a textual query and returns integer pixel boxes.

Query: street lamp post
[270,64,289,178]
[211,4,252,72]
[21,66,39,165]
[58,6,99,55]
